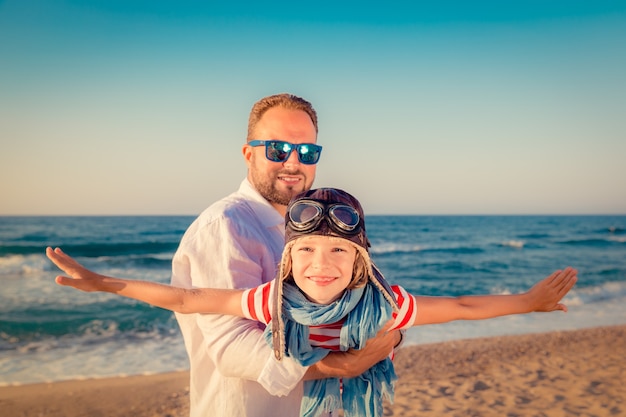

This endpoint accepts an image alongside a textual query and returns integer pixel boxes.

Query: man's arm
[303,321,400,380]
[177,215,308,392]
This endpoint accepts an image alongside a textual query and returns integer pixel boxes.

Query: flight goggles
[288,200,361,235]
[248,140,322,165]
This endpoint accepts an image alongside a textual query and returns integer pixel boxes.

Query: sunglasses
[288,200,361,235]
[248,140,322,165]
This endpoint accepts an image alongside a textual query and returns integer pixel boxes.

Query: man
[171,93,398,417]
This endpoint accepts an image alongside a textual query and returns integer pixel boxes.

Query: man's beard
[253,170,308,206]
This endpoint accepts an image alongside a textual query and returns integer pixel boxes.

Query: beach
[2,325,624,417]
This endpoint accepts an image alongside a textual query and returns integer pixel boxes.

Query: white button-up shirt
[172,178,306,417]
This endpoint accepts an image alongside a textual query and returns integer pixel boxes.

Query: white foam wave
[369,242,423,255]
[566,281,626,306]
[501,240,525,248]
[0,333,188,386]
[0,254,49,276]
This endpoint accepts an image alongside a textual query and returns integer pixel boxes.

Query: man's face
[244,107,318,215]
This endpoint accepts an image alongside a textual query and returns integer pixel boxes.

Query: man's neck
[271,202,288,218]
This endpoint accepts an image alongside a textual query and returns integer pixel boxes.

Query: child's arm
[46,247,244,316]
[412,267,577,326]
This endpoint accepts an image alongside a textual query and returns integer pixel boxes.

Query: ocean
[1,215,625,386]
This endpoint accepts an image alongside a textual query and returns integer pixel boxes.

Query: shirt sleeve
[390,285,417,330]
[241,281,274,325]
[172,212,306,395]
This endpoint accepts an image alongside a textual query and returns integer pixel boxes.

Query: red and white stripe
[241,282,418,351]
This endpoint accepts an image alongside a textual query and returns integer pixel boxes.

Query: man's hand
[303,320,399,380]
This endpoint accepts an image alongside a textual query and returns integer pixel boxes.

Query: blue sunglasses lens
[296,144,320,164]
[265,141,322,164]
[266,141,291,162]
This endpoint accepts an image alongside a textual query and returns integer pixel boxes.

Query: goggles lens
[289,201,360,233]
[249,140,322,165]
[329,206,360,230]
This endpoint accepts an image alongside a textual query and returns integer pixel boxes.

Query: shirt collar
[238,178,285,231]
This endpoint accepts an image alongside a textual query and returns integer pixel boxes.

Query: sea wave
[559,238,625,247]
[0,254,50,276]
[0,252,173,277]
[499,240,525,248]
[94,254,174,269]
[371,243,486,256]
[0,301,176,352]
[602,226,625,234]
[565,280,626,307]
[369,242,423,255]
[0,241,179,257]
[516,232,551,239]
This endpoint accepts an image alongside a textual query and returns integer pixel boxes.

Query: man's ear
[242,143,253,165]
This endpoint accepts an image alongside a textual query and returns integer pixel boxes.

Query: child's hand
[46,247,105,292]
[527,267,578,312]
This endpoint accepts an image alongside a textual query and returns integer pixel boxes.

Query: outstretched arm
[46,247,244,316]
[413,267,577,326]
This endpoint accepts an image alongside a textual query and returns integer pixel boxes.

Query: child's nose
[311,251,331,268]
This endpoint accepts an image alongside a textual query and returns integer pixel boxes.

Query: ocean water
[1,215,625,386]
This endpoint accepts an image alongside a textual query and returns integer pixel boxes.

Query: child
[46,188,577,417]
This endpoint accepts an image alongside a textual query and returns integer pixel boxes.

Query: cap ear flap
[271,275,285,360]
[349,244,399,312]
[370,263,399,312]
[280,252,293,281]
[271,241,295,360]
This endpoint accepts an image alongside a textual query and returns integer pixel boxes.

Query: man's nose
[282,149,300,168]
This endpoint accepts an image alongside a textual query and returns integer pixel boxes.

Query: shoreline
[1,325,624,417]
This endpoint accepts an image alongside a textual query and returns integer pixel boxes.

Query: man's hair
[247,93,318,140]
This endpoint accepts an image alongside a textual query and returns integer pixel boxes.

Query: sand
[388,325,625,417]
[1,325,624,417]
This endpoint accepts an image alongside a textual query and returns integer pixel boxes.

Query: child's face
[290,235,357,304]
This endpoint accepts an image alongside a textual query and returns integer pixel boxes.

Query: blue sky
[1,1,625,215]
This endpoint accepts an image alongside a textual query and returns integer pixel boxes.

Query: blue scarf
[265,281,397,417]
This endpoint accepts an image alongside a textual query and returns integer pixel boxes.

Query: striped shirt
[241,281,417,351]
